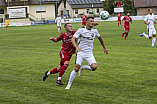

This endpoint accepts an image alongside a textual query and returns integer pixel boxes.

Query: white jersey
[144,14,155,29]
[74,26,100,53]
[56,17,61,23]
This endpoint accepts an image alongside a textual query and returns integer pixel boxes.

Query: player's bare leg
[79,63,97,76]
[6,26,8,30]
[65,64,80,89]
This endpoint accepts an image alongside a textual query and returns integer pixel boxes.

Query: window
[67,10,69,15]
[75,9,78,14]
[0,9,4,14]
[97,8,99,13]
[36,6,46,13]
[86,9,89,14]
[147,0,149,5]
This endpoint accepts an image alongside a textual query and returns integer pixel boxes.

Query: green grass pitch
[0,20,157,104]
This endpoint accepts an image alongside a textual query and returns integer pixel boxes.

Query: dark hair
[86,17,94,21]
[148,8,150,11]
[64,23,71,28]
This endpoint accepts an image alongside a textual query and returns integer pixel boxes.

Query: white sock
[58,77,61,80]
[81,65,92,70]
[143,33,149,39]
[47,71,50,76]
[67,70,77,87]
[58,28,60,32]
[152,37,156,46]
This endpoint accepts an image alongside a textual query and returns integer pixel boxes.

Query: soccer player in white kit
[140,9,157,47]
[56,14,62,33]
[65,17,108,89]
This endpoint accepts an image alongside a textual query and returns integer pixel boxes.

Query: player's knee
[91,66,97,71]
[57,65,61,71]
[90,63,97,71]
[64,61,69,65]
[74,64,80,72]
[91,64,97,71]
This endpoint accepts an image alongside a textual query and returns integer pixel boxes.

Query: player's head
[148,8,153,14]
[86,17,94,28]
[83,12,85,15]
[57,14,60,17]
[64,23,72,32]
[127,13,130,16]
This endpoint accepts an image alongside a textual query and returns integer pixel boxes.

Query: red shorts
[82,21,86,25]
[124,25,130,31]
[59,51,72,66]
[118,18,121,21]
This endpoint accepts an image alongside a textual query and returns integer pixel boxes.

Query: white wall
[29,4,56,20]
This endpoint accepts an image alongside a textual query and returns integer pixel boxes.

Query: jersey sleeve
[144,16,148,21]
[56,33,63,41]
[95,29,100,37]
[73,28,82,38]
[122,16,126,20]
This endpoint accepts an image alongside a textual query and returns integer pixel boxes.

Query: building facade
[58,0,104,18]
[0,0,58,21]
[134,0,157,15]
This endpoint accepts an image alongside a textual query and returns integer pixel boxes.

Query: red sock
[125,33,128,39]
[122,32,125,37]
[50,68,58,74]
[59,64,69,77]
[118,22,119,26]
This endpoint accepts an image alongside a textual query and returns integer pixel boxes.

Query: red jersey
[81,15,87,22]
[117,13,122,19]
[56,31,76,55]
[122,16,132,26]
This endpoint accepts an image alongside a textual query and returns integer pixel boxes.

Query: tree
[102,0,137,15]
[102,0,115,14]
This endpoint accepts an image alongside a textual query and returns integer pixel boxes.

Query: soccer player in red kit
[81,12,87,26]
[117,12,122,27]
[43,23,76,85]
[122,13,132,40]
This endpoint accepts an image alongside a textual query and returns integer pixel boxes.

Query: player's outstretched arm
[144,21,150,25]
[50,37,58,42]
[98,36,108,54]
[71,36,82,51]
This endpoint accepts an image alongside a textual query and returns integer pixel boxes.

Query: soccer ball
[100,11,109,20]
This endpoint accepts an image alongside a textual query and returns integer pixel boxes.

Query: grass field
[0,20,157,104]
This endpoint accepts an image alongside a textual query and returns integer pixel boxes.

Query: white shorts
[147,28,156,37]
[75,52,97,66]
[57,22,61,27]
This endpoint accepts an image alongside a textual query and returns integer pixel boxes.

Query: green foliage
[123,0,137,15]
[93,14,100,17]
[102,0,115,14]
[102,0,137,15]
[0,21,157,104]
